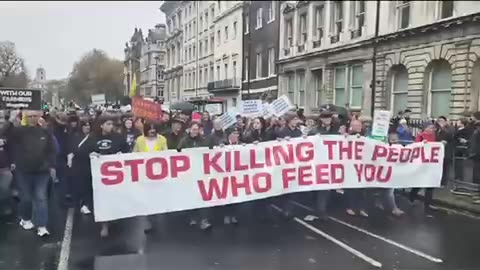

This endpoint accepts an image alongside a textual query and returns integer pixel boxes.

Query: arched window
[427,59,452,117]
[389,65,408,114]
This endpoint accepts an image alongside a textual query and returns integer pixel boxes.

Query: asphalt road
[2,191,480,270]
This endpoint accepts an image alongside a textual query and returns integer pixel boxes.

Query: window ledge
[267,19,275,24]
[255,25,263,30]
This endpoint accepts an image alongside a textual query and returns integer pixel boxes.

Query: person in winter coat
[207,118,227,148]
[242,117,267,143]
[164,118,185,150]
[470,112,480,198]
[133,122,168,152]
[67,120,93,215]
[410,122,437,215]
[277,113,302,139]
[436,116,455,186]
[177,122,211,230]
[121,118,141,152]
[0,111,13,217]
[201,112,213,136]
[12,110,57,237]
[87,116,129,237]
[396,118,413,145]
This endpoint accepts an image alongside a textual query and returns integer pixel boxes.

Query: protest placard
[132,97,163,122]
[371,110,392,137]
[271,95,294,116]
[262,103,274,119]
[91,94,106,106]
[241,99,263,117]
[218,112,236,130]
[0,88,42,110]
[91,136,444,222]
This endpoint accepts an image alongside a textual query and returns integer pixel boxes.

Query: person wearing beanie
[207,118,227,148]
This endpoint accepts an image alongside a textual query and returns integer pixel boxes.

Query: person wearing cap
[165,117,185,150]
[307,109,339,220]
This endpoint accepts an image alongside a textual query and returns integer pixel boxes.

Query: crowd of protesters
[1,104,480,238]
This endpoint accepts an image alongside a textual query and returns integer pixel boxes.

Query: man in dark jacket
[278,112,302,139]
[12,110,56,237]
[308,110,339,220]
[470,112,480,190]
[436,116,455,186]
[0,111,13,216]
[207,118,227,148]
[164,118,185,150]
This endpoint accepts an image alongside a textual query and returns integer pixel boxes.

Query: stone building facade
[277,1,480,118]
[139,24,167,99]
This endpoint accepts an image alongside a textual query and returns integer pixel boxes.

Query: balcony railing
[330,35,340,44]
[297,44,305,53]
[312,39,321,48]
[207,78,241,92]
[284,47,291,56]
[351,28,362,39]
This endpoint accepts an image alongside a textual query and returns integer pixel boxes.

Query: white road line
[290,200,443,264]
[270,204,382,268]
[57,208,75,270]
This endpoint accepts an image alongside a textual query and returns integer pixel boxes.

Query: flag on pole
[129,73,137,97]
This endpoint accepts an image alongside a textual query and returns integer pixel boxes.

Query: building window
[217,30,221,46]
[210,66,214,81]
[199,41,203,58]
[313,5,325,41]
[205,39,208,55]
[245,14,249,34]
[233,21,237,39]
[268,1,275,22]
[351,1,365,37]
[210,36,214,52]
[205,12,209,29]
[297,71,305,107]
[332,1,343,35]
[193,20,196,37]
[189,5,192,17]
[233,61,237,82]
[224,63,228,79]
[287,73,295,103]
[256,8,263,29]
[314,70,323,107]
[396,1,410,29]
[200,16,203,32]
[390,65,408,113]
[429,60,452,117]
[268,48,275,76]
[184,49,187,62]
[334,67,346,106]
[193,45,196,59]
[285,19,293,47]
[217,66,221,80]
[232,97,237,107]
[204,67,208,84]
[299,13,308,45]
[256,52,262,78]
[199,69,203,85]
[189,47,192,61]
[349,65,364,109]
[225,26,229,41]
[244,56,249,80]
[440,0,454,19]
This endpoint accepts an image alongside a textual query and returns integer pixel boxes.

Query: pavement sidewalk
[413,187,480,215]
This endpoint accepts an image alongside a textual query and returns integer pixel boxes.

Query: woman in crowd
[345,120,369,217]
[207,118,227,148]
[134,117,145,136]
[201,112,213,136]
[67,120,93,215]
[243,117,267,143]
[87,116,129,237]
[177,122,211,230]
[122,117,141,152]
[409,122,437,215]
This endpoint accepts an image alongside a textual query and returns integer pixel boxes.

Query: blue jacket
[396,126,413,144]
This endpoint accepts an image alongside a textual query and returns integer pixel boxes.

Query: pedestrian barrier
[452,145,479,193]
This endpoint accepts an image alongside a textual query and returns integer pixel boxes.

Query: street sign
[0,88,42,110]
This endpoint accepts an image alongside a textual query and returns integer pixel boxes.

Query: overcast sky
[0,1,165,80]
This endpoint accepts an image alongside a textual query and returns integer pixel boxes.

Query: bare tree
[0,41,27,87]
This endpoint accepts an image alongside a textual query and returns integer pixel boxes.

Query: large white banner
[91,136,444,222]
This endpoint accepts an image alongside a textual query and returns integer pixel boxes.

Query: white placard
[262,103,274,119]
[271,95,294,116]
[218,112,237,130]
[371,110,392,137]
[241,99,263,117]
[91,94,106,106]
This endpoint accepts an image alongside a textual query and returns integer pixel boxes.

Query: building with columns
[277,1,480,118]
[139,24,167,99]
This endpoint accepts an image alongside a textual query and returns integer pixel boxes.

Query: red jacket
[416,131,436,142]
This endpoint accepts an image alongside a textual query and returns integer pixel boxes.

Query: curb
[400,191,480,216]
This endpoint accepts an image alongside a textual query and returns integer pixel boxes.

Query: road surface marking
[270,204,382,268]
[57,208,75,270]
[290,200,443,264]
